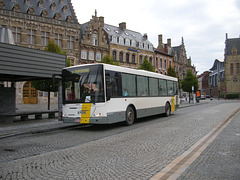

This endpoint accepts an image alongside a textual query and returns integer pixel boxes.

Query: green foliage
[224,94,240,99]
[44,40,65,55]
[139,57,154,72]
[31,80,58,92]
[100,54,119,65]
[181,70,199,93]
[167,66,177,77]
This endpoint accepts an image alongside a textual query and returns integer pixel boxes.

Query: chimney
[143,33,148,40]
[167,38,171,47]
[158,34,162,45]
[119,22,126,30]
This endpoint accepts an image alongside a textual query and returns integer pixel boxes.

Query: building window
[156,57,158,68]
[160,59,162,68]
[67,36,74,49]
[89,51,94,60]
[12,27,21,43]
[96,52,101,61]
[27,29,36,44]
[139,55,143,64]
[55,34,62,48]
[92,33,98,46]
[149,57,152,65]
[126,53,129,63]
[81,50,87,59]
[41,31,49,46]
[164,59,167,69]
[112,51,117,61]
[119,52,123,62]
[230,63,234,75]
[132,54,136,63]
[237,63,240,75]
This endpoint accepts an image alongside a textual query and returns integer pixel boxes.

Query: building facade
[173,37,196,80]
[154,34,175,75]
[104,22,154,69]
[0,0,80,104]
[209,59,225,97]
[224,34,240,95]
[80,11,109,64]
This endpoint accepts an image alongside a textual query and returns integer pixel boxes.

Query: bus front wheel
[125,106,135,125]
[165,103,171,117]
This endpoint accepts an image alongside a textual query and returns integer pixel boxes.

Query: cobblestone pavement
[0,100,239,179]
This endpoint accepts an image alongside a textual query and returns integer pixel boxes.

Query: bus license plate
[75,118,81,122]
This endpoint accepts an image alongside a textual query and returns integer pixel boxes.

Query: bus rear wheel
[164,103,171,117]
[125,106,135,125]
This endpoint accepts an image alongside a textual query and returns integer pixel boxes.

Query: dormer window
[41,9,48,17]
[54,12,61,20]
[114,30,119,34]
[59,0,64,4]
[0,0,5,8]
[13,3,20,11]
[66,15,73,22]
[51,2,56,11]
[38,0,44,8]
[27,6,35,14]
[106,27,110,31]
[25,0,30,5]
[62,5,68,13]
[232,46,237,55]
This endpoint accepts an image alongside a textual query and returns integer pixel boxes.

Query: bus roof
[63,63,178,81]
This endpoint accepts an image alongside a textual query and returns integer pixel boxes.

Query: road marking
[150,108,240,180]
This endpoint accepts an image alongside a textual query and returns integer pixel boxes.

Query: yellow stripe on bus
[80,103,92,124]
[171,96,175,112]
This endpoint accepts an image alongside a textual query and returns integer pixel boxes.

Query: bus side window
[105,70,122,97]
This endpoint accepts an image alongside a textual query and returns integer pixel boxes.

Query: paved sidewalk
[0,100,209,139]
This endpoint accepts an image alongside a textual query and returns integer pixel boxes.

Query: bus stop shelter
[0,42,66,123]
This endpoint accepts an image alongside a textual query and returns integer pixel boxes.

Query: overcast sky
[71,0,240,75]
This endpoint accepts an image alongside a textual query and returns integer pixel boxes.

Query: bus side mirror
[107,88,111,101]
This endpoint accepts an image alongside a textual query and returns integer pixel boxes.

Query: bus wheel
[165,103,171,117]
[125,106,135,125]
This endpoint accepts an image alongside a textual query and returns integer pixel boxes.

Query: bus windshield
[62,64,104,104]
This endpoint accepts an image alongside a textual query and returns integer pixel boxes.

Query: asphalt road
[0,99,239,179]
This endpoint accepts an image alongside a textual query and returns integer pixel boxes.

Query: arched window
[132,54,136,63]
[139,55,143,64]
[126,53,129,63]
[92,31,98,46]
[119,52,123,62]
[112,50,117,61]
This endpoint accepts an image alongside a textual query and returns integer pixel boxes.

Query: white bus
[62,63,179,125]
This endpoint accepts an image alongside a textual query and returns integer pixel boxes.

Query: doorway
[23,81,38,104]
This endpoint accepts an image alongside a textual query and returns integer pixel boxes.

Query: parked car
[201,94,206,99]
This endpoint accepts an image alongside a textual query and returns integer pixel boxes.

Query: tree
[181,70,199,103]
[32,40,66,110]
[167,66,177,77]
[139,57,154,72]
[100,54,119,65]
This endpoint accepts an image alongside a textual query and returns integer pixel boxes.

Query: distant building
[224,34,240,95]
[80,11,109,64]
[154,34,175,75]
[209,59,225,97]
[173,37,196,80]
[198,71,210,95]
[104,23,154,69]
